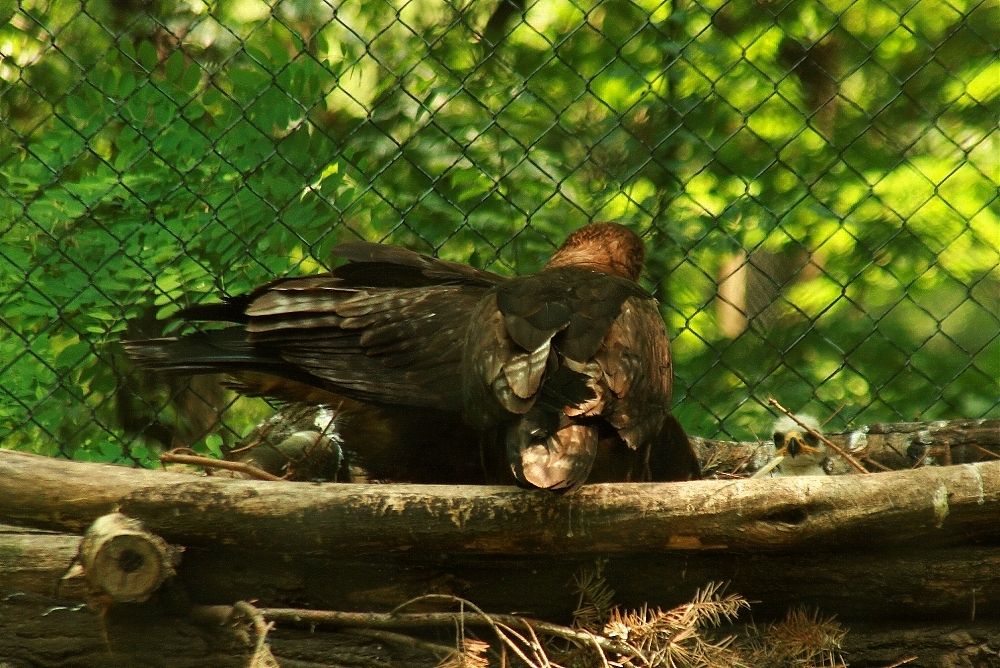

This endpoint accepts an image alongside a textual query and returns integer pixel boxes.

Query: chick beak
[779,431,821,458]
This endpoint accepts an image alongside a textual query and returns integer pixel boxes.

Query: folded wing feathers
[501,340,551,400]
[332,241,504,287]
[594,296,672,449]
[474,278,669,465]
[184,276,483,408]
[514,421,599,491]
[559,358,605,417]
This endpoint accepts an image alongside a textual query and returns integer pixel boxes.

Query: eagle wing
[125,223,697,488]
[462,267,661,490]
[331,241,504,287]
[244,280,485,408]
[127,243,501,410]
[592,294,673,450]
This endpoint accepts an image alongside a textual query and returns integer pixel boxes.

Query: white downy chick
[772,414,827,477]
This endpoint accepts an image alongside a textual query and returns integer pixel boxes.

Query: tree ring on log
[76,512,181,603]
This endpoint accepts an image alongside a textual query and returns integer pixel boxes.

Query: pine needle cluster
[565,562,848,668]
[744,607,848,667]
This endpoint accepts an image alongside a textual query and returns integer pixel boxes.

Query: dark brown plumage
[125,222,698,490]
[463,224,679,489]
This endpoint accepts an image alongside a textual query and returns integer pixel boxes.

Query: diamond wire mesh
[0,0,997,465]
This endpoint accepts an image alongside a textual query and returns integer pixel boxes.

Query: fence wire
[1,0,997,465]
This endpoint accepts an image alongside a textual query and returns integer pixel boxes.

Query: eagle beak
[775,431,823,459]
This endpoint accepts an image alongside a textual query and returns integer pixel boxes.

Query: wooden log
[2,576,997,667]
[839,621,1000,667]
[1,450,997,556]
[0,524,86,599]
[857,418,1000,465]
[2,525,997,666]
[4,418,998,667]
[69,512,181,603]
[3,525,999,622]
[693,418,1000,476]
[176,546,1000,621]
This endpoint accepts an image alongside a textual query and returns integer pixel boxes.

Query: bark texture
[1,418,998,667]
[1,450,997,556]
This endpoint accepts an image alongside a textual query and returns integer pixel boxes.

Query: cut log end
[74,512,181,603]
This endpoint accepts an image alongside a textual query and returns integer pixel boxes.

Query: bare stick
[159,452,284,482]
[230,600,277,666]
[230,597,637,659]
[750,456,785,479]
[973,444,1000,460]
[345,628,457,659]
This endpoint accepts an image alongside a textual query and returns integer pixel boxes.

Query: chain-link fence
[1,0,997,466]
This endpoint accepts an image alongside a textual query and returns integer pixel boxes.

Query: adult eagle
[126,222,698,490]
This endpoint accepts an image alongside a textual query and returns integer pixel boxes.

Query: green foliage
[0,0,996,460]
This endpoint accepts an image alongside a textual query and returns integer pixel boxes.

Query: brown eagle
[126,222,698,490]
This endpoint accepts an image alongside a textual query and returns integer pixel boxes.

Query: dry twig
[229,601,279,668]
[159,450,284,481]
[196,587,756,668]
[346,628,457,661]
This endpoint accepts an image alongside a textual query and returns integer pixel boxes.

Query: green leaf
[180,61,203,94]
[55,340,90,367]
[165,50,185,81]
[204,433,224,458]
[137,41,159,71]
[115,71,139,99]
[0,0,17,25]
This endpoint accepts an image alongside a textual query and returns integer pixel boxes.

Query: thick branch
[1,450,997,556]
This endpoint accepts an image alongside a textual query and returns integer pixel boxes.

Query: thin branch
[345,628,456,659]
[402,595,556,668]
[860,456,893,472]
[750,455,785,479]
[973,444,1000,460]
[494,621,549,668]
[229,600,277,666]
[221,597,638,658]
[159,452,284,482]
